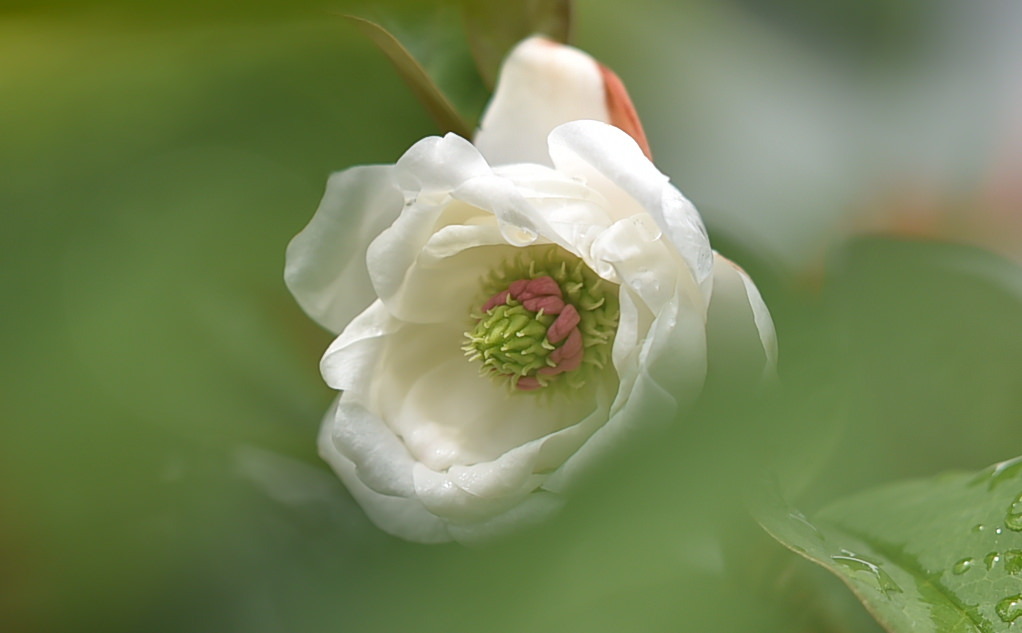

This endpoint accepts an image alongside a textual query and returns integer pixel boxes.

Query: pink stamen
[543,328,584,375]
[481,290,511,313]
[516,376,542,390]
[546,304,580,344]
[522,295,564,315]
[517,276,562,299]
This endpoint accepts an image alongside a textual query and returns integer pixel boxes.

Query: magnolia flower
[285,37,776,543]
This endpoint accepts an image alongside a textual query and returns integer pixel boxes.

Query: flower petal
[474,37,610,166]
[392,133,491,195]
[317,403,451,543]
[329,399,417,498]
[284,165,403,333]
[549,120,714,292]
[368,135,497,318]
[707,253,778,379]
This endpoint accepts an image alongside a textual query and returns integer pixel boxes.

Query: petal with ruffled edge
[548,121,714,294]
[318,401,450,543]
[320,399,570,545]
[285,166,404,333]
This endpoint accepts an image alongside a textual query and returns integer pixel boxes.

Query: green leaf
[462,0,573,88]
[758,458,1022,632]
[346,15,474,138]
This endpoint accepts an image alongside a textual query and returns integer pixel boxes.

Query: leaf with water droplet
[1004,492,1022,531]
[757,456,1022,632]
[996,595,1022,623]
[1003,550,1022,574]
[953,558,974,575]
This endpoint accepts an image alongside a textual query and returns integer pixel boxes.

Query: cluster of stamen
[463,247,618,393]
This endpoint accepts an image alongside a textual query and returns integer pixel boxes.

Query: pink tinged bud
[598,63,652,160]
[545,304,580,344]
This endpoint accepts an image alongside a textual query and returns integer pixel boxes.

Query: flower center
[463,246,618,392]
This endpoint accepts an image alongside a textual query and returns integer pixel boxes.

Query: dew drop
[1004,550,1022,574]
[832,552,902,596]
[1005,492,1022,531]
[630,213,663,241]
[996,527,1004,536]
[996,595,1022,623]
[502,225,538,246]
[985,552,1002,570]
[973,524,987,534]
[952,558,974,575]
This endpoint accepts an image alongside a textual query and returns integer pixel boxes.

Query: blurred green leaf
[461,0,572,88]
[759,457,1022,633]
[347,15,474,137]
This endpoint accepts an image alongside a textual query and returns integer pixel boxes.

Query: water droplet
[832,553,902,596]
[952,558,974,575]
[502,225,538,246]
[1005,492,1022,531]
[1004,550,1022,574]
[973,524,987,534]
[985,552,1002,570]
[996,595,1022,623]
[630,213,663,241]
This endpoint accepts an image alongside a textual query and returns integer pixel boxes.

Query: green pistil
[463,298,555,379]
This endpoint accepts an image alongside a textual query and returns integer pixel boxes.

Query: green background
[3,1,1021,631]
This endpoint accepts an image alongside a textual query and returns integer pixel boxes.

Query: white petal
[707,253,778,379]
[474,37,609,166]
[549,120,714,292]
[494,163,617,258]
[374,323,606,470]
[329,400,417,497]
[445,491,563,545]
[317,401,451,543]
[284,165,403,333]
[546,278,709,492]
[392,133,491,196]
[382,224,517,324]
[319,299,399,395]
[452,174,551,246]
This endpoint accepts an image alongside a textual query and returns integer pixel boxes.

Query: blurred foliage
[2,1,1021,632]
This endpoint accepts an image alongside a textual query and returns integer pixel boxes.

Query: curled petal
[707,253,778,379]
[549,121,714,292]
[285,166,403,333]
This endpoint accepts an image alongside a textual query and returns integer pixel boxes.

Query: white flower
[285,37,776,543]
